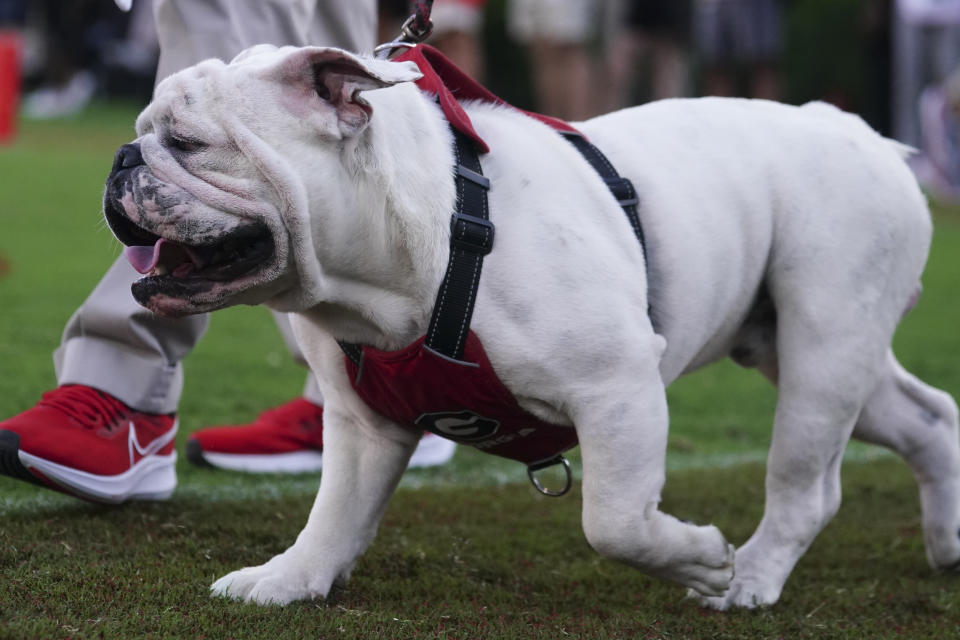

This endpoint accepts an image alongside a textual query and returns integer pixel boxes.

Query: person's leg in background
[507,0,597,120]
[739,0,782,101]
[21,0,106,119]
[693,0,736,97]
[692,0,782,99]
[601,0,692,112]
[428,0,487,81]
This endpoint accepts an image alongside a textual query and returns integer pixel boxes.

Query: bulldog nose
[112,143,144,173]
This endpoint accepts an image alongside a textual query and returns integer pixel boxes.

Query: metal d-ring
[527,456,572,497]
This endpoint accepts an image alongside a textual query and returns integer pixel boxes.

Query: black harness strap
[424,129,493,360]
[561,132,646,257]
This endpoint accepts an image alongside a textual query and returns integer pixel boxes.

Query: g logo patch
[415,410,500,442]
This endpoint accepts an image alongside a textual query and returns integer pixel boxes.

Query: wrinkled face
[103,45,421,317]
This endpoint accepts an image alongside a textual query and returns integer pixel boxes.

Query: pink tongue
[124,238,204,275]
[124,241,165,274]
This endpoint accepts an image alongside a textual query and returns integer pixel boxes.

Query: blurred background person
[914,65,960,200]
[602,0,692,112]
[507,0,597,119]
[693,0,783,99]
[892,0,960,146]
[17,0,157,120]
[430,0,488,80]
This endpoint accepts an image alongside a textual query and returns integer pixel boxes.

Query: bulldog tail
[886,138,919,160]
[802,101,918,159]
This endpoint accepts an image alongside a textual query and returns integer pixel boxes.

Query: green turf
[2,462,958,639]
[1,105,959,638]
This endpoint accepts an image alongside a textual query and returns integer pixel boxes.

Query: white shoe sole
[190,448,324,474]
[17,449,177,504]
[0,426,177,504]
[188,435,457,474]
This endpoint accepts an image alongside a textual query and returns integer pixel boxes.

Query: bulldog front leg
[211,406,418,605]
[572,337,735,596]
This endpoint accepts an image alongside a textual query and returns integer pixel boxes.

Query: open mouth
[121,224,274,283]
[104,199,274,284]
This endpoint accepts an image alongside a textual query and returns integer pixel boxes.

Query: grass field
[1,105,959,639]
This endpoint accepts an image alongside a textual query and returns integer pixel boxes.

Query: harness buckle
[603,176,639,207]
[450,213,495,255]
[527,455,572,497]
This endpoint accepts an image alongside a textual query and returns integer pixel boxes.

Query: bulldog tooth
[154,264,168,276]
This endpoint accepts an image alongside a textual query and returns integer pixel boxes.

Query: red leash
[409,1,434,39]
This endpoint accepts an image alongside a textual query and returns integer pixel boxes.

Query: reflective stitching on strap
[424,128,491,360]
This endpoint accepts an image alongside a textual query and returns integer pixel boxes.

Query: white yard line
[0,444,895,514]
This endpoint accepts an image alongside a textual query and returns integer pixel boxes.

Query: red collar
[394,45,582,153]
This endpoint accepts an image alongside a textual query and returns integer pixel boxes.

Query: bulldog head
[103,45,421,316]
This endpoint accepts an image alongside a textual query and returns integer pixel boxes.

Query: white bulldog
[103,44,960,609]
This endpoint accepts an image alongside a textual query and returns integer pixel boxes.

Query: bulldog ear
[274,47,422,137]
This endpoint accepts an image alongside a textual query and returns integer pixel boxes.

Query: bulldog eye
[168,135,206,153]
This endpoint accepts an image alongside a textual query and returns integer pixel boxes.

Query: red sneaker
[187,397,456,473]
[0,385,177,503]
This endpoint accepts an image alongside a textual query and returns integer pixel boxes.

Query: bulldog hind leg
[853,352,960,570]
[697,285,895,610]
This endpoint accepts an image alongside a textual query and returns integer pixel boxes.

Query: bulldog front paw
[211,552,338,606]
[690,574,782,610]
[636,523,735,597]
[665,527,736,597]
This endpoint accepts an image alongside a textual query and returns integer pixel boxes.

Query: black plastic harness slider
[456,164,490,190]
[604,176,639,207]
[450,212,495,255]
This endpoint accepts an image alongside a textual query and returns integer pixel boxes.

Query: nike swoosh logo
[128,420,178,467]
